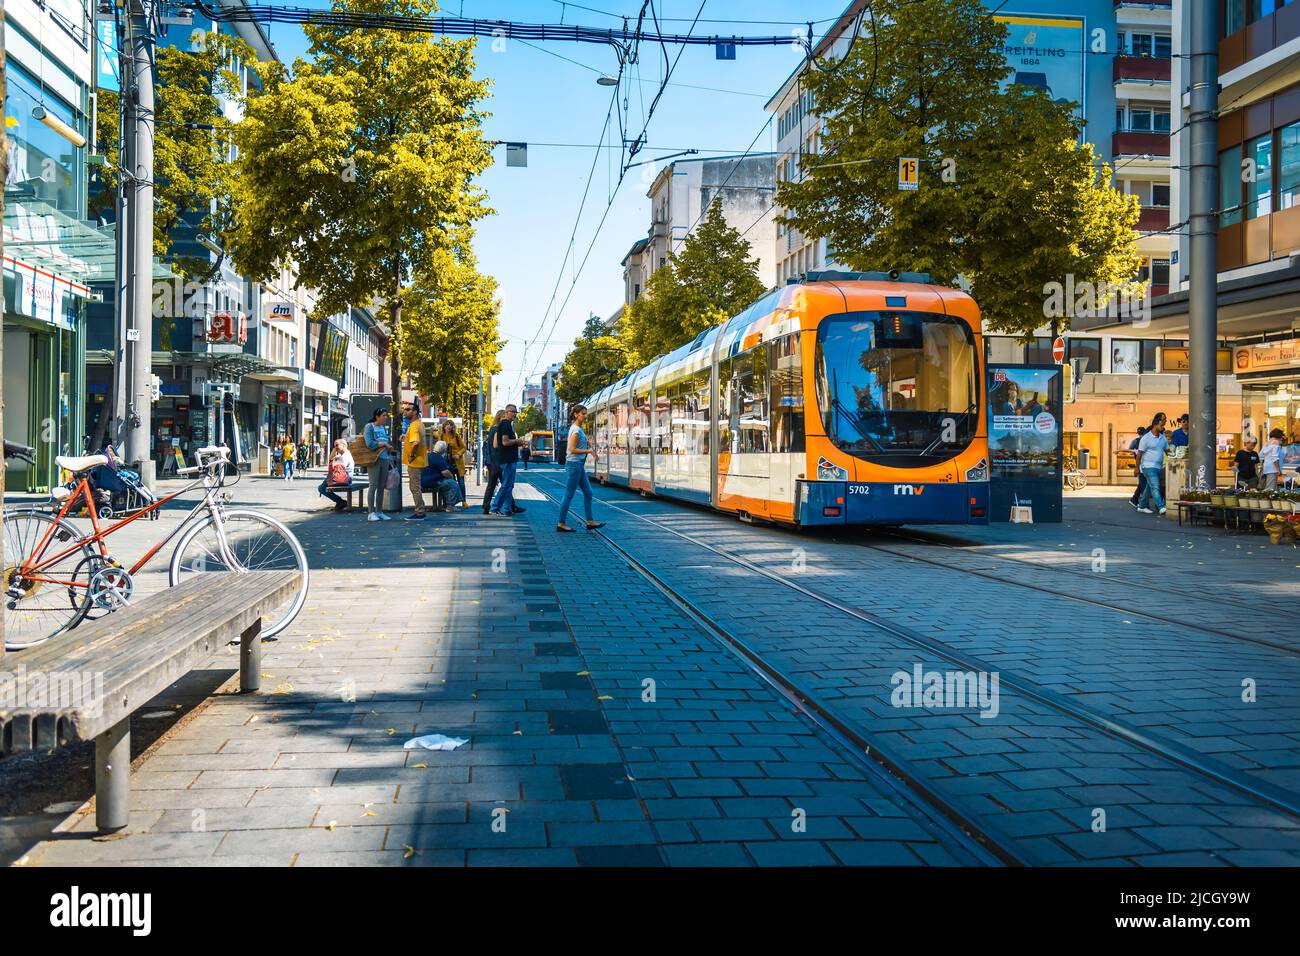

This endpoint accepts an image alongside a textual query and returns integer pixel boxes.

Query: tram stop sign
[1052,336,1067,364]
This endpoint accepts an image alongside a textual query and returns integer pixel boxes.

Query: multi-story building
[621,153,777,306]
[764,0,1185,485]
[4,0,108,491]
[1147,0,1300,453]
[541,361,565,435]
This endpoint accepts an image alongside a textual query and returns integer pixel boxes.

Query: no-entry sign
[1052,336,1066,363]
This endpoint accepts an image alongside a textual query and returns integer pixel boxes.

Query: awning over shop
[2,196,179,286]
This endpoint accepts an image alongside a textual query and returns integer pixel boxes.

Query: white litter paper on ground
[403,734,469,751]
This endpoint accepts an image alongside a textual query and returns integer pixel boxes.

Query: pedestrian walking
[422,440,463,510]
[521,441,532,471]
[555,404,605,533]
[1234,437,1260,490]
[482,410,505,515]
[272,440,283,478]
[319,438,355,512]
[490,404,527,516]
[440,420,469,508]
[1136,415,1169,515]
[1260,428,1286,492]
[402,403,428,521]
[283,435,297,481]
[1128,426,1149,507]
[364,408,396,522]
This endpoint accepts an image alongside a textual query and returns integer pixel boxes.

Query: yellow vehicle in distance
[526,431,554,464]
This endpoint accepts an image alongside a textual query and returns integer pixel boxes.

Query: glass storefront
[1244,382,1300,472]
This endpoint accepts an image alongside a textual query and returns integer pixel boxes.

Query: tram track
[528,478,1024,866]
[528,473,1300,843]
[874,522,1296,617]
[839,530,1300,659]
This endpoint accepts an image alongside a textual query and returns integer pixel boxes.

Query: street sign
[506,143,528,167]
[1052,336,1066,363]
[715,41,736,60]
[898,157,919,191]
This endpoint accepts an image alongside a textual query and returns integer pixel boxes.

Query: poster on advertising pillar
[986,364,1064,522]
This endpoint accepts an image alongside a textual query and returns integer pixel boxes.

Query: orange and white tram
[580,272,990,527]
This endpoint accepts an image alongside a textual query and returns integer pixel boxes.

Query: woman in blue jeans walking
[556,405,606,533]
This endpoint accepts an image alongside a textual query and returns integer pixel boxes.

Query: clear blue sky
[265,0,848,409]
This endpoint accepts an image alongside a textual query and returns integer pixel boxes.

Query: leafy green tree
[557,315,626,404]
[92,31,269,275]
[229,0,494,423]
[775,0,1140,336]
[396,245,501,413]
[619,200,767,367]
[516,403,547,435]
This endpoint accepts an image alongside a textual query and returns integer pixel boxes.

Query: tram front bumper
[797,480,989,526]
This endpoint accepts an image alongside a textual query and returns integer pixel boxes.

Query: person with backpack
[319,439,355,512]
[481,410,505,515]
[489,404,526,517]
[364,408,396,522]
[441,420,469,508]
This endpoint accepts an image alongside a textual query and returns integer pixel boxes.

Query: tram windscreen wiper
[831,396,885,453]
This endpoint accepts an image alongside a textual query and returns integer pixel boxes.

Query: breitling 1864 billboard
[995,14,1086,115]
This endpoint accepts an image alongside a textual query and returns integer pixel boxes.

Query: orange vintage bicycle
[3,446,308,650]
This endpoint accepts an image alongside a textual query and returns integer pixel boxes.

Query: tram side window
[633,390,653,456]
[742,346,770,454]
[680,369,711,457]
[770,334,805,454]
[653,385,672,455]
[718,356,734,449]
[612,401,629,455]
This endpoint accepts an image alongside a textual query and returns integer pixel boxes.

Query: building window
[1025,337,1055,364]
[1220,144,1243,226]
[1246,133,1274,219]
[1152,183,1171,207]
[1123,105,1171,133]
[1111,339,1142,374]
[1067,338,1102,374]
[1280,121,1300,209]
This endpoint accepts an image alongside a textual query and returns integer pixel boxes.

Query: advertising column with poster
[986,364,1064,522]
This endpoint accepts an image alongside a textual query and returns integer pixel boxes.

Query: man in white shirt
[1136,420,1169,515]
[1260,428,1286,492]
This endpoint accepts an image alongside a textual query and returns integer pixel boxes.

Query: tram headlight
[965,458,988,482]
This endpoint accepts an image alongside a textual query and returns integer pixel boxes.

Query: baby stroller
[54,444,160,519]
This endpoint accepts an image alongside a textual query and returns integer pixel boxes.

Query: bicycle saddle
[56,454,110,474]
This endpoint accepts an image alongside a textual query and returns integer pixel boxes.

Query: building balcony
[1112,131,1171,158]
[1137,206,1170,232]
[1113,56,1171,83]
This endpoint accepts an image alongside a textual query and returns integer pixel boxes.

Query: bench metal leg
[240,618,263,693]
[95,719,130,833]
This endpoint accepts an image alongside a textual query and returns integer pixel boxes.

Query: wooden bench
[325,466,370,511]
[0,570,301,833]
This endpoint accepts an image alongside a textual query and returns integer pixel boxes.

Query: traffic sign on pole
[1052,336,1067,364]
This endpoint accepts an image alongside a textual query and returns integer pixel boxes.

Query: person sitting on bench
[421,440,463,511]
[320,438,356,512]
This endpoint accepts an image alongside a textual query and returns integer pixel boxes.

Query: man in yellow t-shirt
[402,404,429,519]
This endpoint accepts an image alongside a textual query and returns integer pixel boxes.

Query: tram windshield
[816,311,978,464]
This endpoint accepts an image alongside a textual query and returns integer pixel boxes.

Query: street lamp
[596,75,619,86]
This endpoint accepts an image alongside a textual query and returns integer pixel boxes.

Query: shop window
[1111,339,1142,374]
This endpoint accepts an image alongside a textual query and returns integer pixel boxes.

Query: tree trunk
[388,261,402,512]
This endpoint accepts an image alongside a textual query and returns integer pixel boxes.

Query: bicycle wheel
[168,509,309,638]
[3,510,95,650]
